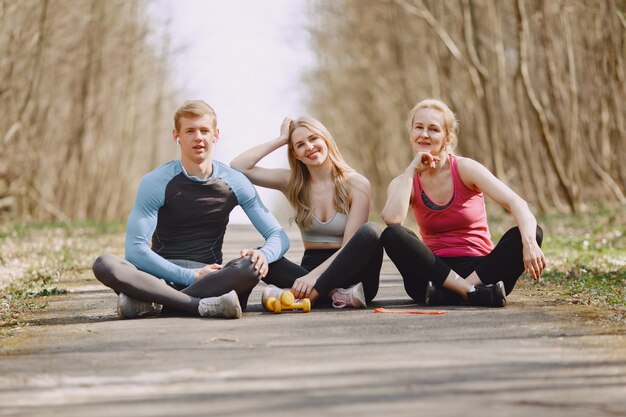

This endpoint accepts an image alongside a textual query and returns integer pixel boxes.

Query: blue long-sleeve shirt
[125,160,289,287]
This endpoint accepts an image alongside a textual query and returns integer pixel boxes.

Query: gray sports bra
[300,212,348,244]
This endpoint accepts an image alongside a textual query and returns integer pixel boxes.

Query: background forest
[0,0,176,222]
[307,0,626,213]
[0,0,624,222]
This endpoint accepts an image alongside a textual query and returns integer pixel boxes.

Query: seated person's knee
[380,223,405,242]
[359,222,382,240]
[226,256,263,284]
[92,254,117,286]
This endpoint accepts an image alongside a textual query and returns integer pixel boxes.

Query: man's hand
[240,249,269,278]
[194,263,223,282]
[291,274,318,299]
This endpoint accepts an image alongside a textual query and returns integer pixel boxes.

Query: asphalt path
[1,225,625,417]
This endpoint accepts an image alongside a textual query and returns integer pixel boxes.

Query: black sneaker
[425,281,466,306]
[466,281,507,308]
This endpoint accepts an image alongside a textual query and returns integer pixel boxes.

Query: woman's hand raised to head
[279,117,293,145]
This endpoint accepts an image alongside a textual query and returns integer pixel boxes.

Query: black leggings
[380,224,543,303]
[263,222,383,302]
[92,255,261,315]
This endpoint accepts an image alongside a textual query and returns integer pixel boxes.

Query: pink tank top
[412,154,494,257]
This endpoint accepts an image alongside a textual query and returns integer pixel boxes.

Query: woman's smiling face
[291,126,329,167]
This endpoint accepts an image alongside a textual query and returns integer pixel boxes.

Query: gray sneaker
[117,293,162,319]
[198,290,242,319]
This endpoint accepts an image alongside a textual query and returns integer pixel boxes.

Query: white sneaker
[117,293,162,319]
[198,290,242,319]
[261,284,284,311]
[332,282,366,309]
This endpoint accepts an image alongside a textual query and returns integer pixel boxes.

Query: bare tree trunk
[17,0,48,120]
[516,0,578,212]
[0,0,176,222]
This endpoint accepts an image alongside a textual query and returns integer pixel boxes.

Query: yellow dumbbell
[273,297,311,313]
[262,286,290,311]
[265,290,294,313]
[266,291,311,314]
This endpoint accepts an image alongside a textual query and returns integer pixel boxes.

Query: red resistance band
[373,307,445,315]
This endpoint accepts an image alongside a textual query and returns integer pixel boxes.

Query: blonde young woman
[231,117,382,308]
[380,99,546,307]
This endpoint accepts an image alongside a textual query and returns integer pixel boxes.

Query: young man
[93,100,289,319]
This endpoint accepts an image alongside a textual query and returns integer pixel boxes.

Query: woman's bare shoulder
[346,171,371,194]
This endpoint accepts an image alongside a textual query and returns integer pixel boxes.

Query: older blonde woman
[231,117,382,308]
[380,99,546,307]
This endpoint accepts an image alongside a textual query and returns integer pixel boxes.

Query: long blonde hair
[286,117,353,229]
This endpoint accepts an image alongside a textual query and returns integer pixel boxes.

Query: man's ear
[172,129,179,144]
[213,128,220,143]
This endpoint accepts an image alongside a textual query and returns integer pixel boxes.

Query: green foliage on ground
[489,204,625,318]
[0,221,125,336]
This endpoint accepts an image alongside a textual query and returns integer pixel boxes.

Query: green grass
[488,204,626,315]
[0,276,67,331]
[0,220,125,240]
[0,221,125,336]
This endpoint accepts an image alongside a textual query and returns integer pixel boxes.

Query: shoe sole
[225,305,243,319]
[495,281,507,308]
[352,283,367,308]
[223,291,243,319]
[424,282,436,306]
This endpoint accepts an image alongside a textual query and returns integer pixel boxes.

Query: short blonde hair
[174,100,217,131]
[407,99,458,150]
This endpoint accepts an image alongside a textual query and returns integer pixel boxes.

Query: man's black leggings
[92,255,261,315]
[380,224,543,303]
[263,222,383,302]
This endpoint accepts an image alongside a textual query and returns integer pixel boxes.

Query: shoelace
[201,297,226,315]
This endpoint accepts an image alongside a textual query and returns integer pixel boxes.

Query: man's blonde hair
[174,100,217,131]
